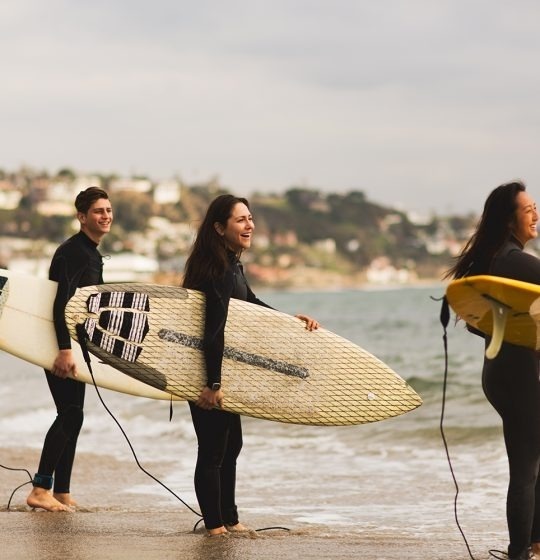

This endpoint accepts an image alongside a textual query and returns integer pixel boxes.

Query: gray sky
[2,0,540,214]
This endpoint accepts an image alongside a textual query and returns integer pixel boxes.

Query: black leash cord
[2,335,291,532]
[75,324,202,519]
[0,463,32,510]
[438,297,511,560]
[192,517,290,533]
[76,325,290,534]
[438,296,476,560]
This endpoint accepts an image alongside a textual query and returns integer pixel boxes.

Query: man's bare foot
[207,526,228,537]
[27,488,71,512]
[53,493,77,508]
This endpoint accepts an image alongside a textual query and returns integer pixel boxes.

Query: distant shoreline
[154,266,445,293]
[253,278,443,294]
[0,260,445,292]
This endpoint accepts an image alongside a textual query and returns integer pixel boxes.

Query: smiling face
[512,190,538,246]
[215,202,254,252]
[78,197,113,243]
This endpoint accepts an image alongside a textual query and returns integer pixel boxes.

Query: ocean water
[0,285,508,537]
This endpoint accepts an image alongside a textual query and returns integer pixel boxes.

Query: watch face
[211,383,221,391]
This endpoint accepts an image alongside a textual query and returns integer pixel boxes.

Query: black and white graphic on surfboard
[80,292,150,363]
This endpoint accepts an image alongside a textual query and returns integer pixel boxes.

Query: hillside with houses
[0,166,479,288]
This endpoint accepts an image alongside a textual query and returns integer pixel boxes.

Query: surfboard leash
[437,295,476,560]
[75,324,203,519]
[0,462,33,510]
[76,324,291,536]
[191,516,290,534]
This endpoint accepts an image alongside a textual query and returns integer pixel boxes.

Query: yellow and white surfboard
[446,275,540,358]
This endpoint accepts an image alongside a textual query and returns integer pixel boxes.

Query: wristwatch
[208,382,221,391]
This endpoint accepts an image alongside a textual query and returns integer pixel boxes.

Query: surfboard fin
[485,299,510,360]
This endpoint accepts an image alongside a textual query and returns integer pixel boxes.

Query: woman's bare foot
[53,493,77,508]
[27,488,71,512]
[207,526,228,537]
[226,522,250,532]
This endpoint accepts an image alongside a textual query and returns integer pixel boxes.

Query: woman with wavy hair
[447,181,540,560]
[183,194,319,536]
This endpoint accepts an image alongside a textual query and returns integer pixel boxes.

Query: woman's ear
[214,222,224,236]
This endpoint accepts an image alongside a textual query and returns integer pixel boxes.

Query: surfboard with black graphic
[64,282,422,426]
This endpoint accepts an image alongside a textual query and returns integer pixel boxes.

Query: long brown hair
[445,181,526,279]
[182,194,250,289]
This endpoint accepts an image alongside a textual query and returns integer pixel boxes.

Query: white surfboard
[0,268,180,400]
[65,282,422,426]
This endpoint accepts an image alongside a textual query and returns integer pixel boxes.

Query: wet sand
[0,509,503,560]
[0,512,488,560]
[0,447,506,559]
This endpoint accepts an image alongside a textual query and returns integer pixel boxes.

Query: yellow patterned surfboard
[446,275,540,358]
[65,282,422,426]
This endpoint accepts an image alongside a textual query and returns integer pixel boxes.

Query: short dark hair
[75,186,109,214]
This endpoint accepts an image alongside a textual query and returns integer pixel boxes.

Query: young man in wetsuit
[26,187,113,512]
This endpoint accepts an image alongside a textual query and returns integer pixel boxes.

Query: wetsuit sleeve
[237,263,274,309]
[202,272,235,387]
[246,284,274,309]
[50,252,89,350]
[493,249,540,285]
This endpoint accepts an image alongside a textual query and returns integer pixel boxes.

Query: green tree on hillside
[112,191,155,232]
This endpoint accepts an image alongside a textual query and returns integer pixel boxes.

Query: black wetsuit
[188,252,271,530]
[478,237,540,558]
[33,231,104,493]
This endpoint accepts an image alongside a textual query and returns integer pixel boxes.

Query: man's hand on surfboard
[51,349,77,379]
[295,314,320,331]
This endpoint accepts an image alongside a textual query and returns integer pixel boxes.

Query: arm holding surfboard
[49,251,97,379]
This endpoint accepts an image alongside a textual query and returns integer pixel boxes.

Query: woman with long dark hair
[183,194,319,536]
[447,181,540,560]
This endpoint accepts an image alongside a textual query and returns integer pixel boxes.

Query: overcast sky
[1,0,540,214]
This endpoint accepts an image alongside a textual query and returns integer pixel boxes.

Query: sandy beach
[0,512,486,560]
[0,513,457,560]
[1,446,504,560]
